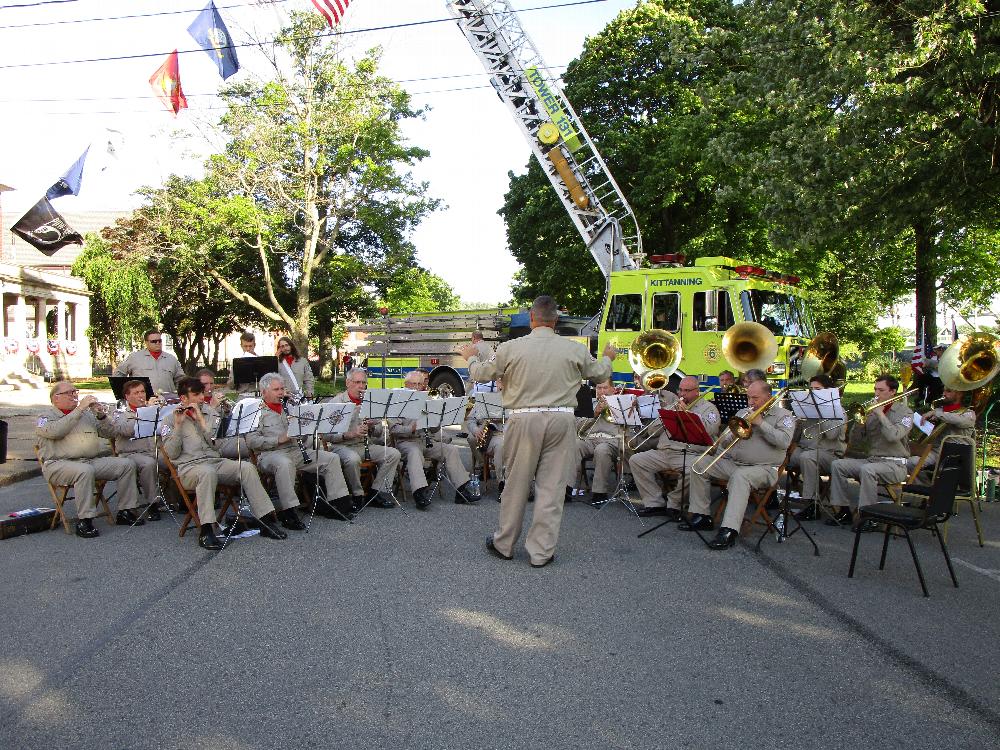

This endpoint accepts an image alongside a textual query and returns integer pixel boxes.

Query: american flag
[911,317,931,374]
[311,0,352,27]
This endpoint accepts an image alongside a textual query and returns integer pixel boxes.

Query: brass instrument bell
[721,322,778,374]
[938,333,1000,392]
[800,331,846,383]
[628,329,681,391]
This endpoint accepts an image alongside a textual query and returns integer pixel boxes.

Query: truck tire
[430,370,465,398]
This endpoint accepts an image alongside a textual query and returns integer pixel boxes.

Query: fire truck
[348,0,815,394]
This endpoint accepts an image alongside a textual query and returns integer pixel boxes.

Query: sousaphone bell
[628,329,682,391]
[721,321,778,374]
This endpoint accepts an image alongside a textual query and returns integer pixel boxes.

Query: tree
[206,11,440,356]
[719,0,1000,345]
[72,234,159,364]
[381,267,460,315]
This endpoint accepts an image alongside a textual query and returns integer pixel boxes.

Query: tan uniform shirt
[113,349,184,396]
[326,392,384,446]
[162,413,222,468]
[852,400,912,458]
[927,405,976,445]
[245,405,299,458]
[722,405,795,467]
[797,417,847,455]
[467,326,612,409]
[110,408,155,456]
[36,407,116,461]
[474,340,494,362]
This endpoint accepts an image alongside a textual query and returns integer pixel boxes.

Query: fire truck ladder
[446,0,644,278]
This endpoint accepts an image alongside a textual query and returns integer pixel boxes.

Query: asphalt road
[1,475,998,750]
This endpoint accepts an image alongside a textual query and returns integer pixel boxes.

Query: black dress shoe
[486,536,512,560]
[257,514,288,540]
[795,504,817,521]
[414,487,431,510]
[589,492,609,506]
[530,555,555,568]
[373,492,396,509]
[116,509,145,526]
[565,487,575,503]
[825,509,853,526]
[636,506,678,519]
[454,482,479,504]
[198,524,223,551]
[145,504,161,521]
[351,495,365,512]
[75,518,99,539]
[852,518,881,534]
[496,481,504,502]
[278,509,306,530]
[707,527,739,550]
[678,513,714,531]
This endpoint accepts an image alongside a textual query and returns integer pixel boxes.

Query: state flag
[188,1,240,80]
[149,51,188,116]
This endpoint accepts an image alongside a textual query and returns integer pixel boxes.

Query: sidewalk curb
[0,466,42,488]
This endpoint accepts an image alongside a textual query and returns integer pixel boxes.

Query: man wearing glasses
[36,382,143,538]
[114,329,184,397]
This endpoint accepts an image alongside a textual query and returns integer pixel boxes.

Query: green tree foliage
[381,267,460,315]
[719,0,1000,345]
[207,11,440,355]
[72,235,158,364]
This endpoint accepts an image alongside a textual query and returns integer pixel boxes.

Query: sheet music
[473,392,505,420]
[226,398,264,437]
[472,381,499,393]
[790,387,845,420]
[912,411,935,436]
[605,394,642,427]
[286,402,354,437]
[361,388,428,421]
[133,404,178,439]
[420,396,468,430]
[637,394,658,420]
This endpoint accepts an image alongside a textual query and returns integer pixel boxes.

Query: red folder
[658,409,714,446]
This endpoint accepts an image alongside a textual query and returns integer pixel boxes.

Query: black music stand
[109,376,153,402]
[421,396,470,501]
[219,398,266,549]
[232,356,279,393]
[638,409,713,539]
[712,392,748,424]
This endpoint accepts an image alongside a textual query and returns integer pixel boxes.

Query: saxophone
[477,420,498,451]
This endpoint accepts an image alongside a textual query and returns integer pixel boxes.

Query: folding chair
[712,444,796,534]
[35,445,115,534]
[848,454,962,597]
[160,449,239,538]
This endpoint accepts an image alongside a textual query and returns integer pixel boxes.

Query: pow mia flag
[188,1,239,80]
[11,197,84,255]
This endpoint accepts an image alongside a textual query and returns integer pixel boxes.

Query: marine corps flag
[149,51,188,116]
[188,1,239,80]
[10,197,84,255]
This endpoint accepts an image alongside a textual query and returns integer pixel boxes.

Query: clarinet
[282,397,312,465]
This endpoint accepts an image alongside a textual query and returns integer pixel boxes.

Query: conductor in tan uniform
[36,381,142,538]
[629,375,721,519]
[460,295,616,568]
[684,379,795,550]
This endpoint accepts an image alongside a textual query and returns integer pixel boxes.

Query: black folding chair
[847,454,962,597]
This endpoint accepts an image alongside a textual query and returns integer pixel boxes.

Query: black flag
[11,197,84,255]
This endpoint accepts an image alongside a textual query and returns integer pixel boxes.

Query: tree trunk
[913,223,937,348]
[316,319,333,379]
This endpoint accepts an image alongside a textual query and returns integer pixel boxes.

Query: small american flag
[911,317,930,374]
[311,0,352,27]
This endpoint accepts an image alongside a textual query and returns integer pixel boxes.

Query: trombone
[692,387,788,475]
[846,388,919,425]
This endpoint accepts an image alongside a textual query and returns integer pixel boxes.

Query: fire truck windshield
[741,290,814,338]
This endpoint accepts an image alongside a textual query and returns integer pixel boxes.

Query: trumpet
[692,388,788,475]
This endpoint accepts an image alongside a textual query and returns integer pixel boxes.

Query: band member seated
[110,379,168,520]
[683,379,795,549]
[907,387,976,475]
[466,379,506,498]
[740,368,767,389]
[226,331,260,394]
[197,368,247,460]
[277,335,315,401]
[36,381,143,538]
[391,371,474,509]
[575,379,631,505]
[629,376,721,519]
[162,377,287,550]
[246,373,354,524]
[113,328,184,397]
[828,374,912,531]
[326,368,401,509]
[788,373,846,520]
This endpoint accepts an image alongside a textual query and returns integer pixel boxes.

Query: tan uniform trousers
[124,453,168,505]
[256,449,349,509]
[788,447,839,502]
[177,459,275,525]
[629,449,693,509]
[468,433,505,481]
[830,457,907,509]
[494,412,575,565]
[687,458,777,533]
[43,457,140,519]
[217,435,249,461]
[328,443,400,496]
[396,439,469,492]
[577,438,621,494]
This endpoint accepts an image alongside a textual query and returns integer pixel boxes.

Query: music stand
[638,409,714,539]
[109,376,153,402]
[220,398,266,549]
[713,392,748,424]
[126,403,180,527]
[358,388,427,511]
[232,356,279,394]
[285,402,355,528]
[422,396,470,500]
[591,394,644,523]
[789,387,845,528]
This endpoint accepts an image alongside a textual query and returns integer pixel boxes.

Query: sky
[0,0,638,304]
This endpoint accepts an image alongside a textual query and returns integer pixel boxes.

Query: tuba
[721,322,778,374]
[938,332,1000,412]
[628,329,682,391]
[799,331,846,384]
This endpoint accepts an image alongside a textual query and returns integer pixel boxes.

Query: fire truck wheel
[431,371,465,398]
